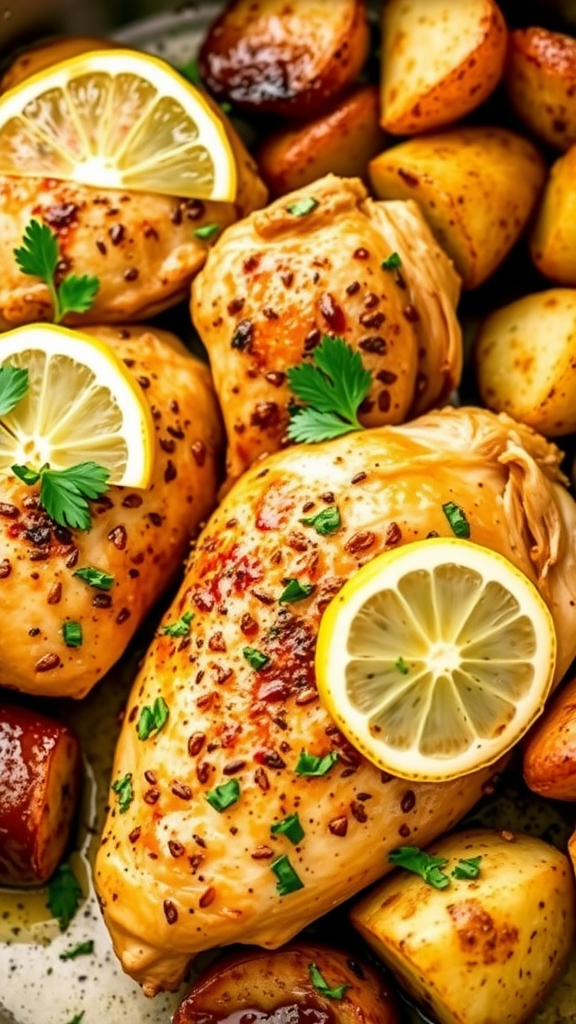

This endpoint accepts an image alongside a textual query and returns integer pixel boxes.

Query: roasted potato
[506,27,576,151]
[173,945,399,1024]
[475,288,576,435]
[524,672,576,800]
[369,126,546,289]
[530,145,576,284]
[257,85,386,197]
[379,0,507,135]
[0,702,82,886]
[351,828,576,1024]
[198,0,370,117]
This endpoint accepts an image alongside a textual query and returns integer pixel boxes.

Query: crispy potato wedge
[199,0,370,117]
[174,944,399,1024]
[475,288,576,435]
[506,27,576,151]
[352,828,576,1024]
[257,85,386,197]
[369,126,545,289]
[531,145,576,284]
[524,673,576,800]
[380,0,507,135]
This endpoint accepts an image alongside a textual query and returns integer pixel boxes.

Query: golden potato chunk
[531,145,576,284]
[475,288,576,435]
[369,127,546,289]
[380,0,507,135]
[506,27,576,151]
[351,828,575,1024]
[524,673,576,800]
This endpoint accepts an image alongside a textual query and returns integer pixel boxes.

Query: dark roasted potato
[524,673,576,800]
[257,85,386,197]
[0,702,82,885]
[506,27,576,151]
[199,0,370,117]
[173,944,399,1024]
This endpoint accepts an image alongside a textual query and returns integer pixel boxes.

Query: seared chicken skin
[192,174,462,487]
[0,324,222,698]
[95,406,576,995]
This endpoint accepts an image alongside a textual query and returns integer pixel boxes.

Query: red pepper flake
[227,296,245,315]
[351,471,367,485]
[193,589,215,612]
[254,766,269,791]
[35,653,61,672]
[376,369,398,384]
[116,608,130,624]
[196,693,214,710]
[190,439,206,467]
[262,306,279,320]
[122,493,144,507]
[164,460,177,483]
[280,270,293,287]
[398,823,411,838]
[144,788,160,804]
[244,254,261,273]
[128,827,141,843]
[193,833,207,848]
[386,521,402,546]
[189,853,204,873]
[264,371,286,387]
[359,310,386,329]
[231,319,253,351]
[148,512,163,527]
[345,530,375,554]
[255,749,286,769]
[163,899,178,924]
[109,223,125,245]
[144,770,157,784]
[168,840,185,857]
[350,800,368,823]
[359,336,387,354]
[171,781,192,800]
[213,666,233,686]
[199,886,216,908]
[108,525,127,550]
[188,732,205,757]
[287,531,309,552]
[295,687,318,706]
[240,613,258,636]
[0,559,12,578]
[196,761,211,784]
[208,631,226,652]
[0,502,19,518]
[252,846,274,859]
[256,679,289,703]
[304,328,321,352]
[223,759,246,775]
[47,582,62,604]
[44,202,78,228]
[403,304,420,323]
[167,425,185,439]
[364,292,379,308]
[345,281,360,295]
[124,267,139,281]
[329,816,348,837]
[319,292,346,333]
[378,391,391,413]
[93,593,112,608]
[380,770,394,783]
[252,589,274,606]
[96,240,107,255]
[250,402,280,428]
[400,789,416,813]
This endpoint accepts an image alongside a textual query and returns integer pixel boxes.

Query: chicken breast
[192,174,461,488]
[0,324,222,698]
[95,406,576,995]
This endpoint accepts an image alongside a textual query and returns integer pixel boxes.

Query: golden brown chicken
[192,174,462,488]
[0,324,222,699]
[95,406,576,995]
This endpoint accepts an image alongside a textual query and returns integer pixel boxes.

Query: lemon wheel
[315,538,556,782]
[0,49,236,201]
[0,323,155,487]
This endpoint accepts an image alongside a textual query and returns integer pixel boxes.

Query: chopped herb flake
[59,940,94,961]
[47,863,83,930]
[136,697,169,740]
[452,855,482,880]
[162,611,194,637]
[286,196,319,217]
[270,813,305,845]
[381,251,402,271]
[271,854,304,895]
[308,963,349,1000]
[73,566,115,590]
[111,772,134,813]
[194,223,221,240]
[389,846,451,890]
[243,646,270,671]
[62,621,83,648]
[287,335,372,443]
[205,779,240,812]
[442,501,470,539]
[0,365,28,417]
[279,578,315,603]
[295,750,338,776]
[299,505,341,536]
[395,656,409,675]
[65,1014,85,1024]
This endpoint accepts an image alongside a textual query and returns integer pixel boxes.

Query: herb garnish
[270,813,305,845]
[47,863,83,930]
[442,501,470,539]
[14,219,99,323]
[295,750,338,777]
[271,854,304,895]
[65,1014,85,1024]
[12,461,109,531]
[136,697,169,740]
[279,578,315,603]
[299,505,341,536]
[287,336,372,443]
[0,365,28,417]
[205,779,240,812]
[452,856,482,880]
[308,963,349,1000]
[194,223,221,240]
[62,621,83,648]
[73,567,115,591]
[243,646,270,671]
[111,772,134,813]
[161,611,194,637]
[381,251,402,271]
[59,940,94,961]
[286,196,318,217]
[389,846,451,890]
[177,59,202,85]
[395,656,409,675]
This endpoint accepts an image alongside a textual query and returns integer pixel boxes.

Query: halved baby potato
[531,145,576,284]
[475,288,576,435]
[380,0,507,135]
[506,27,576,151]
[524,673,576,800]
[369,126,546,289]
[351,828,576,1024]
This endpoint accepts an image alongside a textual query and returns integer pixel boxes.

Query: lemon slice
[316,538,556,782]
[0,323,155,487]
[0,49,236,200]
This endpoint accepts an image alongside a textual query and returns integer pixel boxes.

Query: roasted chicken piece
[95,406,576,995]
[0,324,222,699]
[192,174,462,487]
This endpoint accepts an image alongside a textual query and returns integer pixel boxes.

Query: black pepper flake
[44,202,78,228]
[160,437,176,454]
[148,512,163,526]
[143,788,160,804]
[329,816,348,837]
[196,762,211,784]
[144,770,157,784]
[172,781,192,800]
[359,336,387,354]
[345,530,375,554]
[399,823,411,838]
[163,899,178,924]
[403,304,420,323]
[376,369,398,384]
[378,391,391,413]
[188,732,205,757]
[0,502,19,518]
[350,800,368,823]
[401,790,416,813]
[47,582,62,605]
[35,653,61,672]
[167,425,185,439]
[250,402,279,428]
[29,627,40,637]
[386,521,402,546]
[124,267,139,281]
[128,827,141,843]
[122,493,143,508]
[345,281,360,295]
[96,240,107,255]
[109,224,125,245]
[231,319,253,351]
[264,371,286,387]
[193,833,206,848]
[280,271,293,287]
[303,328,321,352]
[262,307,279,320]
[116,608,130,624]
[353,247,370,260]
[351,472,367,484]
[227,297,245,315]
[92,593,112,609]
[254,766,269,791]
[199,887,215,908]
[223,759,246,775]
[137,375,150,389]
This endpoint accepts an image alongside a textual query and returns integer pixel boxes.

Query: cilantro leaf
[14,218,99,322]
[389,846,451,890]
[47,863,83,930]
[308,963,349,1000]
[0,366,28,417]
[58,274,100,318]
[287,336,372,444]
[59,940,94,961]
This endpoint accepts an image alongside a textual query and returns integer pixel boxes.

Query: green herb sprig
[111,772,134,813]
[0,365,28,417]
[299,505,341,536]
[47,863,83,930]
[162,611,194,637]
[389,846,451,890]
[59,940,94,961]
[287,336,372,443]
[12,461,109,531]
[14,219,99,322]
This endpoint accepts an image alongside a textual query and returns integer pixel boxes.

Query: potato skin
[174,944,399,1024]
[199,0,370,117]
[531,145,576,284]
[475,288,576,435]
[524,673,576,800]
[369,127,546,290]
[257,85,386,198]
[380,0,507,135]
[351,828,576,1024]
[506,27,576,151]
[0,702,82,886]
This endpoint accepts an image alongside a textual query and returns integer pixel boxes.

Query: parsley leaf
[286,196,318,217]
[308,963,349,1000]
[442,501,470,539]
[287,336,372,443]
[452,855,482,880]
[73,567,115,590]
[162,611,194,637]
[299,505,341,536]
[271,854,304,895]
[295,750,338,776]
[279,578,315,603]
[12,461,109,530]
[59,940,94,961]
[0,365,28,417]
[136,697,169,740]
[270,813,304,845]
[47,863,83,930]
[111,772,134,813]
[243,646,270,671]
[205,779,240,812]
[62,621,83,648]
[381,251,402,270]
[14,218,99,323]
[389,846,451,890]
